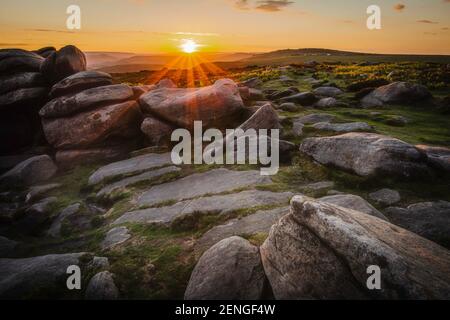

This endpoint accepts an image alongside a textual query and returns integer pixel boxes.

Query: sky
[0,0,449,54]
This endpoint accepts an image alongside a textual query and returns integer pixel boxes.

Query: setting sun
[180,39,199,54]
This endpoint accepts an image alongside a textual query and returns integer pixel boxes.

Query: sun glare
[181,39,199,54]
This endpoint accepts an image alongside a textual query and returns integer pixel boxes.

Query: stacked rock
[0,49,48,153]
[40,71,143,166]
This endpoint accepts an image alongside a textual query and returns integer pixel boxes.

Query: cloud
[231,0,294,12]
[417,20,439,24]
[393,4,405,12]
[255,0,294,12]
[24,28,75,33]
[173,32,220,37]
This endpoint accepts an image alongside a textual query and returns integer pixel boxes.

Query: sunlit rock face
[139,78,245,130]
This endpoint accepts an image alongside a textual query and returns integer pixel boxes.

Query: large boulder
[185,236,267,300]
[384,201,450,248]
[49,71,113,98]
[139,79,244,130]
[42,100,142,149]
[313,86,343,97]
[319,194,388,221]
[40,45,86,83]
[361,82,432,107]
[300,133,431,179]
[55,145,134,168]
[0,155,57,186]
[238,104,280,131]
[40,84,134,118]
[260,196,450,299]
[141,116,175,147]
[85,271,119,300]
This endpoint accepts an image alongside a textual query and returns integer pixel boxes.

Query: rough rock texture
[361,82,432,108]
[0,253,85,298]
[196,206,289,254]
[313,86,343,97]
[315,97,338,108]
[347,78,390,92]
[55,145,133,168]
[141,116,175,146]
[88,152,173,186]
[42,100,142,149]
[0,155,57,186]
[139,78,244,130]
[97,166,180,199]
[40,45,87,83]
[312,122,373,133]
[279,92,317,106]
[294,113,334,125]
[369,189,401,206]
[40,84,134,118]
[300,133,431,179]
[384,201,450,248]
[16,197,58,234]
[238,104,280,131]
[0,49,44,74]
[416,145,450,173]
[101,227,131,250]
[0,72,46,95]
[85,271,119,300]
[319,194,388,221]
[137,169,271,206]
[114,190,292,226]
[185,237,267,300]
[49,71,112,98]
[260,196,450,299]
[25,183,61,204]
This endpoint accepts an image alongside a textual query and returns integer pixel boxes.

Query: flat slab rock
[384,201,450,249]
[97,166,180,199]
[137,169,272,207]
[300,132,431,179]
[185,236,266,300]
[101,226,131,250]
[114,190,292,226]
[196,206,290,254]
[88,153,173,186]
[260,196,450,299]
[312,122,373,133]
[319,194,388,221]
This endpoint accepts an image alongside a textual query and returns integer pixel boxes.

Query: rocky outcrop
[185,236,267,300]
[384,201,450,248]
[40,45,87,84]
[140,116,175,147]
[300,133,432,179]
[361,82,432,108]
[139,78,244,130]
[415,145,450,174]
[41,71,142,166]
[260,196,450,299]
[0,49,48,153]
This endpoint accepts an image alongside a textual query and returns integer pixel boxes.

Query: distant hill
[88,48,450,73]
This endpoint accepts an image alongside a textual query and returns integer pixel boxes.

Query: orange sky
[0,0,449,54]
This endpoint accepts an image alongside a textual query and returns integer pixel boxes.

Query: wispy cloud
[417,20,439,24]
[231,0,294,12]
[393,4,406,12]
[256,0,294,12]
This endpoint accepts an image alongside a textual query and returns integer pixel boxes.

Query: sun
[180,39,199,54]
